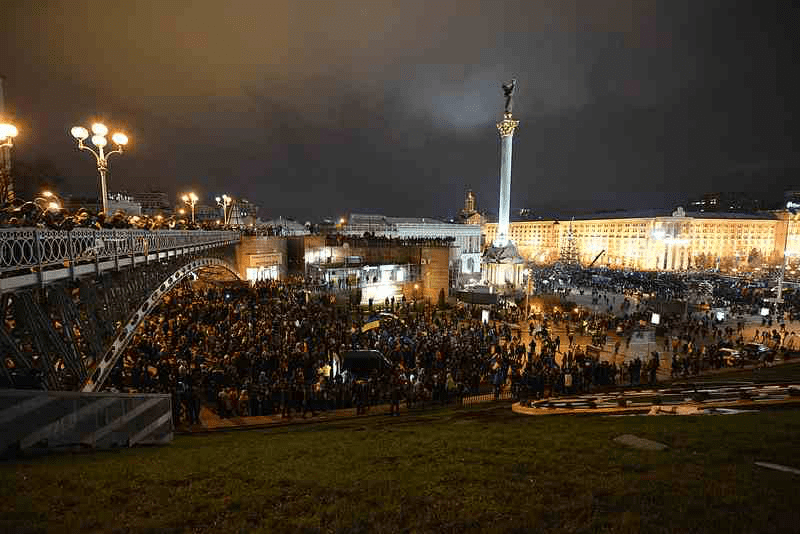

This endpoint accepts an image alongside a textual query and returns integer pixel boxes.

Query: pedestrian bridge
[0,228,242,392]
[0,228,240,292]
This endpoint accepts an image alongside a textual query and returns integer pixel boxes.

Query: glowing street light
[33,191,61,213]
[0,122,18,148]
[70,122,129,213]
[215,194,232,225]
[181,192,199,223]
[40,190,61,207]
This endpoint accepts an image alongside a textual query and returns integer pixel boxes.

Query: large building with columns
[481,208,799,271]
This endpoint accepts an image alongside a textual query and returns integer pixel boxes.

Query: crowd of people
[527,267,800,382]
[528,267,690,303]
[107,276,664,424]
[103,265,800,424]
[0,197,295,234]
[0,198,211,231]
[3,239,792,418]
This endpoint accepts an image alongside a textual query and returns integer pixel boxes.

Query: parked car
[717,347,744,367]
[341,350,392,380]
[742,343,775,364]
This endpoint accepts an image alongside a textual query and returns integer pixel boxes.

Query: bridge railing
[0,228,241,274]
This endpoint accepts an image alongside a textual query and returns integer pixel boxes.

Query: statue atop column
[502,78,517,115]
[497,78,519,137]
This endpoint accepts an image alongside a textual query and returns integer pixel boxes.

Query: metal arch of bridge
[82,257,241,392]
[0,247,240,391]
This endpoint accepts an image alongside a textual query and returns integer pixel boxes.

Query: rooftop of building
[497,208,781,223]
[348,213,482,226]
[325,234,455,248]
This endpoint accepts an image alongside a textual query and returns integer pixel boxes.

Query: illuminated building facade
[482,208,794,271]
[342,213,482,283]
[236,236,287,281]
[303,235,451,304]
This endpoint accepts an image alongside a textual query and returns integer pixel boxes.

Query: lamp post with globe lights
[215,194,232,225]
[70,123,128,214]
[181,192,198,223]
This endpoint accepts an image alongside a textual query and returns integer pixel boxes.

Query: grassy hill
[2,405,800,533]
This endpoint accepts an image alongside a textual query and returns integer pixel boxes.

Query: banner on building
[249,253,282,267]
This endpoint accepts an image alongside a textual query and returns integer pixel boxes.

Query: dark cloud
[0,0,796,219]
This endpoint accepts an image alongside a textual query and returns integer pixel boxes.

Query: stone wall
[421,246,450,302]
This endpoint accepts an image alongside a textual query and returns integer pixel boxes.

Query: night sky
[0,0,797,221]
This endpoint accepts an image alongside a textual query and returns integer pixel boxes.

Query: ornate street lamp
[70,122,128,213]
[181,192,198,223]
[215,194,232,225]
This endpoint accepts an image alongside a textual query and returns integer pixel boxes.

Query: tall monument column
[481,79,525,289]
[494,79,519,247]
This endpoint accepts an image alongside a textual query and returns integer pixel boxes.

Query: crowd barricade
[460,390,513,406]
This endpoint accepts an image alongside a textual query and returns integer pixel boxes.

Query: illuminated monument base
[482,241,525,289]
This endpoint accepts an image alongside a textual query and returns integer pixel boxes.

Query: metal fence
[460,390,513,406]
[0,228,240,277]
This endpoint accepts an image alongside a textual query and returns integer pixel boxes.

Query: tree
[558,219,581,268]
